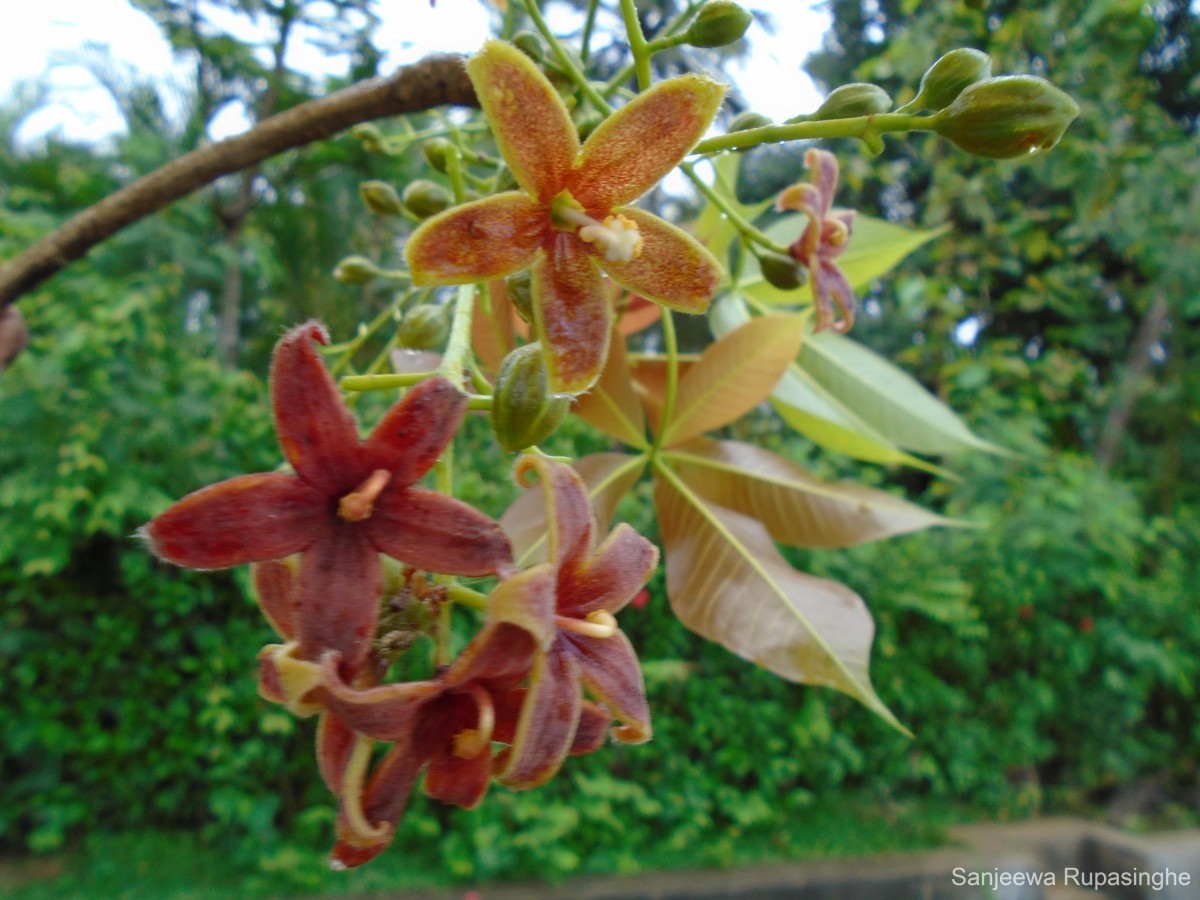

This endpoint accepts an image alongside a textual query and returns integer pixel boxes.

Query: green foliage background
[2,0,1199,891]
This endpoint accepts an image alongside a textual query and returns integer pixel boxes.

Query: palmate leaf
[654,464,905,731]
[663,438,958,549]
[799,330,1009,457]
[662,312,804,447]
[711,295,968,470]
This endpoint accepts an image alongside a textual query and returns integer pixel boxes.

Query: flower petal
[806,147,839,217]
[296,523,381,673]
[571,74,725,209]
[532,236,611,394]
[561,629,652,744]
[494,645,581,789]
[363,376,466,486]
[141,473,320,570]
[445,621,539,687]
[331,734,424,869]
[559,523,658,617]
[812,259,857,334]
[252,560,299,640]
[406,193,544,286]
[257,641,324,715]
[366,487,512,577]
[467,40,578,202]
[599,208,723,313]
[422,692,494,809]
[425,742,492,809]
[570,700,614,756]
[271,323,362,493]
[514,454,594,576]
[320,652,442,741]
[317,711,357,796]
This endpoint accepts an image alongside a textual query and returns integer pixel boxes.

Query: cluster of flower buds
[141,324,658,868]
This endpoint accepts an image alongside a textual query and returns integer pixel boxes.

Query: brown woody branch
[0,54,477,310]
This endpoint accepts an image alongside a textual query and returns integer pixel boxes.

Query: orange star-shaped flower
[406,40,726,394]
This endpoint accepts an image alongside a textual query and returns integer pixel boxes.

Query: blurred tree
[804,0,1200,511]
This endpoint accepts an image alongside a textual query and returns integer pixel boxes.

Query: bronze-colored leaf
[653,462,905,731]
[664,439,957,548]
[572,330,647,449]
[662,313,804,447]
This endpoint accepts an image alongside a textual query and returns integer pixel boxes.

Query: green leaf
[798,330,1008,456]
[712,294,951,472]
[653,461,906,732]
[742,215,950,308]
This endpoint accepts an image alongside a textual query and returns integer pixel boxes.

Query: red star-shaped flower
[141,323,512,676]
[406,40,726,394]
[777,148,858,333]
[489,455,658,790]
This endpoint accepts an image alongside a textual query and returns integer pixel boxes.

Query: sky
[0,1,828,145]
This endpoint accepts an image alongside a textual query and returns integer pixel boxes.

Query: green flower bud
[910,48,993,113]
[423,138,454,174]
[402,179,453,219]
[757,252,808,291]
[813,83,893,120]
[491,344,570,452]
[351,123,387,155]
[333,255,381,284]
[398,304,450,350]
[686,0,753,48]
[932,75,1080,159]
[359,180,405,216]
[505,271,534,325]
[573,106,605,141]
[729,110,772,132]
[512,31,546,64]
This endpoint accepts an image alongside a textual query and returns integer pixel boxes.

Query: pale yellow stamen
[558,207,644,263]
[452,683,496,759]
[338,469,391,522]
[555,609,619,639]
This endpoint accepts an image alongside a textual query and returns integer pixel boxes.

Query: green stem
[341,371,435,392]
[433,425,456,667]
[581,0,600,64]
[438,283,476,389]
[652,309,680,457]
[692,113,932,156]
[446,584,489,612]
[603,1,696,96]
[328,290,413,375]
[679,160,789,256]
[443,143,466,204]
[523,0,611,113]
[618,0,653,91]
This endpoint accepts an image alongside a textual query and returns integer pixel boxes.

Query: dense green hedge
[3,273,1197,886]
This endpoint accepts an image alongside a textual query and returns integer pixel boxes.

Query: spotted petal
[467,40,579,203]
[532,235,611,394]
[560,523,658,618]
[296,522,381,672]
[599,208,723,313]
[363,377,466,486]
[494,645,581,789]
[572,74,726,209]
[406,193,544,286]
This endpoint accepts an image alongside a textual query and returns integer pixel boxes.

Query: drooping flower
[406,40,726,394]
[252,559,610,869]
[141,323,513,677]
[488,455,658,789]
[776,148,858,333]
